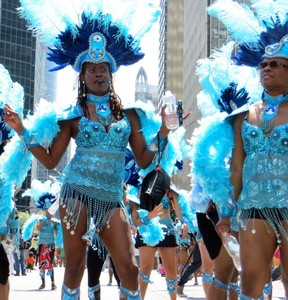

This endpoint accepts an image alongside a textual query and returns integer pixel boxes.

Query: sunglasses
[257,60,288,70]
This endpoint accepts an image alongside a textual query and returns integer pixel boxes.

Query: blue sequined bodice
[239,120,288,209]
[61,116,131,200]
[75,117,130,148]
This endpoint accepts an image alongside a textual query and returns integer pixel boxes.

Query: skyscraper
[159,0,184,102]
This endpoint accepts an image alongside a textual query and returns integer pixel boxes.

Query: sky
[56,21,159,108]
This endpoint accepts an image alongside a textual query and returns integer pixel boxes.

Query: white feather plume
[207,0,263,44]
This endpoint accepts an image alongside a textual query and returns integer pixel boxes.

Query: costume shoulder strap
[57,104,83,121]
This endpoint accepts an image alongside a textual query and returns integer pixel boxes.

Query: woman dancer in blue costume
[3,7,165,300]
[21,179,62,291]
[130,185,192,300]
[217,36,288,300]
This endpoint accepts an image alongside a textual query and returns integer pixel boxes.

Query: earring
[109,81,114,98]
[82,81,87,97]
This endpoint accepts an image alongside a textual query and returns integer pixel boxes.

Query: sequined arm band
[146,132,168,154]
[19,128,40,149]
[139,215,150,225]
[219,198,238,218]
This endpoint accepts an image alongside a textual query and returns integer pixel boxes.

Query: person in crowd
[1,237,15,276]
[4,3,164,299]
[0,228,10,300]
[21,180,61,291]
[26,251,35,272]
[217,35,288,300]
[131,225,140,268]
[177,236,202,297]
[86,245,120,300]
[177,232,194,277]
[197,238,215,298]
[29,234,39,266]
[188,175,239,300]
[130,188,190,300]
[196,206,239,300]
[0,190,20,300]
[14,238,28,277]
[36,209,58,290]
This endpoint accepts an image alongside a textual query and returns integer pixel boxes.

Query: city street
[9,267,286,299]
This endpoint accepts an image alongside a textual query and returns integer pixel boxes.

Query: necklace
[87,94,114,126]
[260,91,288,133]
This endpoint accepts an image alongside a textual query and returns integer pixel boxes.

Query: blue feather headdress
[207,0,288,67]
[22,179,61,211]
[18,0,160,73]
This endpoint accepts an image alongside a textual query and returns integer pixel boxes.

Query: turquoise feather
[207,0,262,44]
[22,214,42,241]
[137,209,166,246]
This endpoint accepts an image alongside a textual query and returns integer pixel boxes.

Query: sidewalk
[9,267,286,299]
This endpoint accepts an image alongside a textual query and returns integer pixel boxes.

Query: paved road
[9,267,286,299]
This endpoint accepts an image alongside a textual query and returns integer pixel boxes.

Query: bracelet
[19,128,40,149]
[146,132,168,154]
[180,216,188,225]
[139,215,150,225]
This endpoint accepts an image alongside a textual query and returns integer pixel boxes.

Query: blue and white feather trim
[0,99,59,227]
[22,214,42,241]
[134,100,190,177]
[18,0,160,48]
[189,113,234,209]
[137,209,166,247]
[207,0,262,44]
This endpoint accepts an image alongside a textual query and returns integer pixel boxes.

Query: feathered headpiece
[263,34,288,59]
[18,0,160,73]
[207,0,288,67]
[22,179,61,210]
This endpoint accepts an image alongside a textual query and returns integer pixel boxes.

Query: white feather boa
[0,99,59,227]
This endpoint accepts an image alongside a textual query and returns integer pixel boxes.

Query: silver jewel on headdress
[229,100,238,111]
[264,34,288,60]
[75,32,118,73]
